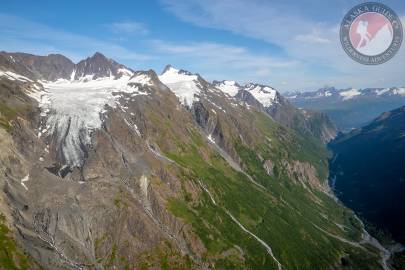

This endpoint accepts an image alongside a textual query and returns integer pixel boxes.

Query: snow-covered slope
[158,66,202,106]
[213,80,279,108]
[28,73,150,167]
[214,80,241,97]
[244,83,278,107]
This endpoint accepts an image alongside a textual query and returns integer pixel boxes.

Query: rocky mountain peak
[92,51,109,60]
[74,52,132,80]
[0,51,75,81]
[162,64,174,74]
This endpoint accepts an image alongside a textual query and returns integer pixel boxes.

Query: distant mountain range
[0,51,388,270]
[286,87,405,132]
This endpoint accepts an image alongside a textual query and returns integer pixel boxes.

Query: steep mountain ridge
[214,80,337,142]
[74,52,134,80]
[0,52,384,269]
[329,105,405,245]
[0,51,133,82]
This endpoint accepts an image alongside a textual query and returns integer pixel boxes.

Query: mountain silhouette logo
[340,2,403,65]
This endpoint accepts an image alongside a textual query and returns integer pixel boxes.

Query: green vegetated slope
[0,78,35,133]
[0,214,32,270]
[163,108,381,269]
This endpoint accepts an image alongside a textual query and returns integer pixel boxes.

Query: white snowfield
[392,87,405,96]
[129,73,154,86]
[27,71,150,167]
[339,88,361,100]
[374,87,405,96]
[245,84,278,107]
[215,80,279,108]
[215,80,240,97]
[158,66,201,106]
[375,88,391,96]
[325,91,332,97]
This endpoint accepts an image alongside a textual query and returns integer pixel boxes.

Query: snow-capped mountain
[0,52,163,170]
[159,65,203,106]
[243,83,279,107]
[73,52,134,80]
[286,87,405,131]
[287,86,405,101]
[213,80,280,107]
[214,80,336,142]
[0,51,377,270]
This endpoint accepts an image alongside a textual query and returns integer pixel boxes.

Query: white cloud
[153,40,298,68]
[295,29,331,44]
[160,0,405,91]
[107,21,148,35]
[0,14,152,63]
[152,40,300,86]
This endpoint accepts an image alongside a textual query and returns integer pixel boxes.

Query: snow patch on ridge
[21,174,29,190]
[393,87,405,96]
[0,70,33,82]
[339,88,361,100]
[129,73,153,86]
[375,88,391,96]
[245,84,278,107]
[158,66,201,106]
[215,80,240,97]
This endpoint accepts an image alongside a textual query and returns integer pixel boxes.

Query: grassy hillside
[163,108,381,269]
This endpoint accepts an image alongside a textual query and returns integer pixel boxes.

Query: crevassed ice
[31,74,148,167]
[158,67,201,106]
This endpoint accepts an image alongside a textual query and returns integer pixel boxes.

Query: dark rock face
[74,52,130,80]
[0,52,75,80]
[329,105,405,245]
[235,90,264,110]
[0,51,133,81]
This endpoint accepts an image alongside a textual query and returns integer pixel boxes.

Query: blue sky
[1,0,405,91]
